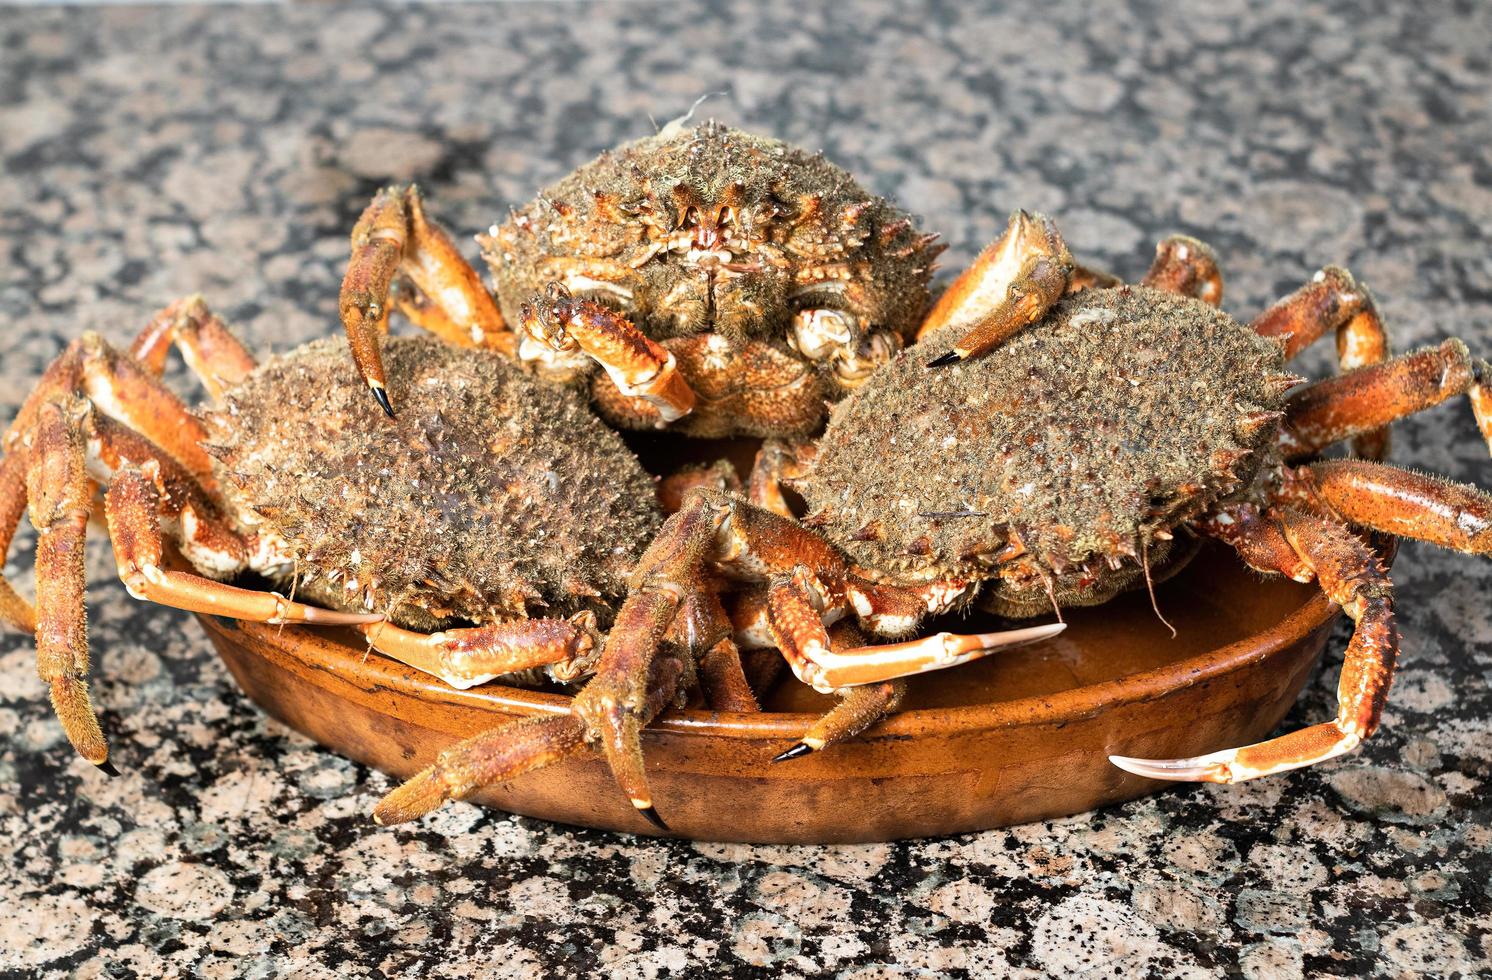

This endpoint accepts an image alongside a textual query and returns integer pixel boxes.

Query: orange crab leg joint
[1141,235,1223,307]
[1279,340,1492,459]
[360,614,598,691]
[1250,265,1392,459]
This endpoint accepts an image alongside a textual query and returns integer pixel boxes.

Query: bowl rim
[219,586,1339,743]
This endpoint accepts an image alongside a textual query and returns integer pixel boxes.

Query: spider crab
[339,120,944,437]
[374,210,1491,826]
[0,299,660,771]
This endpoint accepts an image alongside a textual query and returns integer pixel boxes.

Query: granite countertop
[2,1,1490,976]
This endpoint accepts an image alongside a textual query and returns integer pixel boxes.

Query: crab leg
[0,451,36,633]
[1280,460,1492,554]
[373,651,689,827]
[103,470,379,626]
[773,680,908,762]
[339,185,514,416]
[699,636,760,712]
[747,439,816,518]
[919,210,1074,365]
[1140,235,1223,306]
[519,283,697,424]
[1250,266,1393,459]
[128,296,258,401]
[27,401,109,768]
[1278,340,1492,459]
[1115,508,1396,782]
[765,565,1063,693]
[571,490,1064,823]
[359,612,599,690]
[5,332,217,491]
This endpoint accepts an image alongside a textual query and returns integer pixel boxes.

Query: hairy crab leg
[359,612,600,690]
[571,490,1064,822]
[1280,460,1492,554]
[773,680,907,762]
[5,332,218,491]
[128,295,258,401]
[1278,340,1492,459]
[765,565,1064,693]
[747,439,816,518]
[519,283,697,424]
[0,452,37,633]
[1250,266,1393,459]
[373,652,688,827]
[339,185,513,416]
[1140,235,1223,306]
[918,210,1074,365]
[698,636,761,712]
[27,400,109,768]
[1115,508,1395,782]
[103,469,379,626]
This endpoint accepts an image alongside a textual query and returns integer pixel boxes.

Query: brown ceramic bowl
[198,540,1351,843]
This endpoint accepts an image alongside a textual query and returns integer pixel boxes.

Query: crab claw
[794,621,1068,693]
[1109,721,1364,783]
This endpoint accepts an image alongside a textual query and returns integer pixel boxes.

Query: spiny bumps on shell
[202,337,661,632]
[481,120,944,348]
[804,285,1293,618]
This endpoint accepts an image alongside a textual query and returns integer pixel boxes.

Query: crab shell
[201,337,662,631]
[479,122,944,436]
[801,285,1290,618]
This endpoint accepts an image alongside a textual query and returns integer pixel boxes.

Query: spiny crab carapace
[372,210,1492,827]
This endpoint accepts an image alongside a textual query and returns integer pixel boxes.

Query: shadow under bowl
[198,542,1340,843]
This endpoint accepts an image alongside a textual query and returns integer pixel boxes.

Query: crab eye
[718,206,736,228]
[790,308,858,361]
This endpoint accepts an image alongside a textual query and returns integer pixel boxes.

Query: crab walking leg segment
[360,612,600,690]
[572,490,1067,820]
[5,332,217,492]
[0,452,37,633]
[920,210,1075,366]
[1278,340,1492,459]
[103,470,381,627]
[339,185,513,416]
[1067,263,1123,293]
[520,283,697,424]
[698,636,760,712]
[373,652,688,827]
[128,296,258,401]
[747,439,817,518]
[1114,509,1396,783]
[1250,266,1393,459]
[27,401,109,767]
[1141,235,1223,306]
[1281,461,1492,554]
[765,566,1065,692]
[773,680,908,762]
[569,494,725,823]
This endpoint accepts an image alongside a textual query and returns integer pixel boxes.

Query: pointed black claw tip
[96,760,120,777]
[771,742,814,764]
[926,350,962,368]
[637,804,670,831]
[370,385,395,419]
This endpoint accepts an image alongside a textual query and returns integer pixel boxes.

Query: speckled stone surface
[2,1,1490,976]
